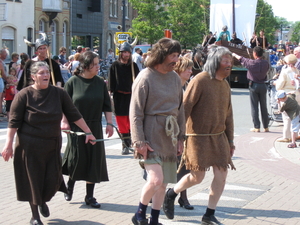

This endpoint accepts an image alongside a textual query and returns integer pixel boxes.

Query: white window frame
[63,22,67,48]
[113,0,117,18]
[0,3,7,21]
[125,1,129,19]
[109,0,113,17]
[39,20,45,34]
[51,22,57,55]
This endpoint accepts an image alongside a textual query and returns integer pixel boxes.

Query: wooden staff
[46,47,56,86]
[243,32,252,59]
[202,35,207,46]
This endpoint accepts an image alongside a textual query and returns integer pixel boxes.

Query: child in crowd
[5,75,17,121]
[276,90,300,148]
[8,67,18,85]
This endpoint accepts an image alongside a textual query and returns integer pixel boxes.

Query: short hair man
[132,47,144,71]
[76,46,83,53]
[58,46,67,65]
[163,46,235,225]
[108,40,140,155]
[294,46,300,70]
[233,46,270,132]
[132,48,144,71]
[18,33,64,90]
[130,38,185,225]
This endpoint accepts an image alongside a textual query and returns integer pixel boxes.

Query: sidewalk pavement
[0,119,300,225]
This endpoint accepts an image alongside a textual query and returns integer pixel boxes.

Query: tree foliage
[129,0,209,47]
[167,0,209,48]
[254,0,279,44]
[128,0,170,45]
[291,22,300,44]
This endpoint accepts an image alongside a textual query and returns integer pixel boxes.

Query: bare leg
[207,165,228,209]
[174,170,205,194]
[140,163,164,205]
[291,131,297,145]
[151,182,167,210]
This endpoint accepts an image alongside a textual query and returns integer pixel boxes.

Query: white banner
[210,0,257,47]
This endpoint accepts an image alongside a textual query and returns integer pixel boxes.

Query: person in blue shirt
[216,25,231,42]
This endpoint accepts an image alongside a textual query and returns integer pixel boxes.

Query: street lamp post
[122,0,126,32]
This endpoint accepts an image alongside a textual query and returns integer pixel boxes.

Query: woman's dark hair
[73,51,99,76]
[20,53,29,69]
[147,38,181,68]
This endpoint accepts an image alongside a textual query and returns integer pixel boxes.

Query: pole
[46,47,56,86]
[281,25,283,41]
[122,0,126,32]
[232,0,235,33]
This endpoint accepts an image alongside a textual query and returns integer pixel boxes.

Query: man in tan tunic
[130,38,186,225]
[163,46,236,225]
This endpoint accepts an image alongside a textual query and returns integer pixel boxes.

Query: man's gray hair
[0,49,6,54]
[294,46,300,54]
[203,46,232,79]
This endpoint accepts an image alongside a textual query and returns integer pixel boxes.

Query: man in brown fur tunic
[163,46,236,225]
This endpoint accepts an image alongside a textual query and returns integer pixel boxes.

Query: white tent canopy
[209,0,258,47]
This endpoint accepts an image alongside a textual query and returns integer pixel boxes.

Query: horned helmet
[24,33,51,49]
[114,35,138,53]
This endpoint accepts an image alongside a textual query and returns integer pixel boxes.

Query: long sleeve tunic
[129,67,185,162]
[183,72,235,171]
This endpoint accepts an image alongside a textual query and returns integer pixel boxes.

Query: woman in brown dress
[1,61,95,225]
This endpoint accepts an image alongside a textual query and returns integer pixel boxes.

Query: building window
[39,20,45,34]
[27,28,33,58]
[109,0,112,16]
[2,26,15,61]
[107,34,112,53]
[113,0,117,18]
[63,2,68,9]
[51,22,57,55]
[77,14,82,19]
[0,3,7,21]
[125,1,129,19]
[63,22,67,48]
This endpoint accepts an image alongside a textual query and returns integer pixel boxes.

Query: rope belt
[153,114,179,147]
[186,130,224,137]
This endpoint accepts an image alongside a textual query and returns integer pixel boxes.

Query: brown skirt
[13,132,66,205]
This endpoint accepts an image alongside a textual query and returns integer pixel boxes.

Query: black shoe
[29,218,44,225]
[178,197,194,210]
[64,187,73,201]
[201,215,223,225]
[64,179,75,201]
[85,196,101,208]
[38,203,50,217]
[122,147,130,155]
[163,188,175,219]
[131,215,148,225]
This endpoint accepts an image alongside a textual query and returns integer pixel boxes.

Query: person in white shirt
[132,48,144,71]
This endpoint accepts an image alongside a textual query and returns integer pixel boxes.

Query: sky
[264,0,300,22]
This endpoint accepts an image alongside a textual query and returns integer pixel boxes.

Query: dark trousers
[249,82,269,129]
